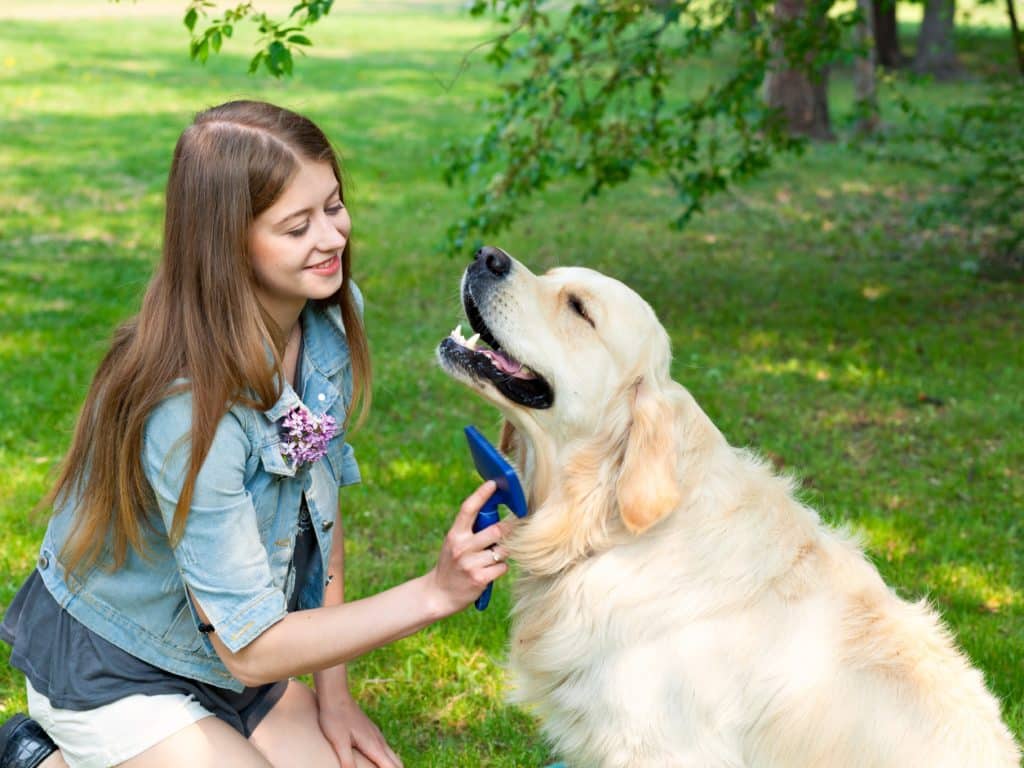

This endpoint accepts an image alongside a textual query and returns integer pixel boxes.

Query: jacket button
[321,520,334,532]
[38,553,49,569]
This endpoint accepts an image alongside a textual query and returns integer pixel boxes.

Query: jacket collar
[262,300,348,422]
[301,299,349,379]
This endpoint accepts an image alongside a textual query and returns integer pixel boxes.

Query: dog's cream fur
[440,255,1021,768]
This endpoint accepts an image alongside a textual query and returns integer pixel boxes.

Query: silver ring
[491,549,502,563]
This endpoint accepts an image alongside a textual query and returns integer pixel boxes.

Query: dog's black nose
[475,246,511,277]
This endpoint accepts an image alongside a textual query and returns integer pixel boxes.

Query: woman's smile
[306,253,341,275]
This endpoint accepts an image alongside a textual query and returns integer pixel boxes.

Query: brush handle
[473,501,501,610]
[464,425,526,612]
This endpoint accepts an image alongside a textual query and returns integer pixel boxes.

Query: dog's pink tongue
[481,349,537,379]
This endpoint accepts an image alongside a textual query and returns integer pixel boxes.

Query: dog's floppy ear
[500,418,541,504]
[499,419,520,459]
[617,377,681,534]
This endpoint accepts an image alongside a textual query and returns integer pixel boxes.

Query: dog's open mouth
[438,289,554,409]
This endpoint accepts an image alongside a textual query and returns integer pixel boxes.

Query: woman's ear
[617,377,681,534]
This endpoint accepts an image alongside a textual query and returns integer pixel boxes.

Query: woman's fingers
[355,742,401,768]
[471,517,513,550]
[482,544,508,565]
[453,480,497,531]
[432,482,520,611]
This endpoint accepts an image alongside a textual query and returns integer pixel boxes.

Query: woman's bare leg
[116,716,272,768]
[249,680,376,768]
[37,681,378,768]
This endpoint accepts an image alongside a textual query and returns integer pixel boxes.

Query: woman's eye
[326,203,344,215]
[287,224,309,238]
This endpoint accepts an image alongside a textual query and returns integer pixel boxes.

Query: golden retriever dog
[436,246,1021,768]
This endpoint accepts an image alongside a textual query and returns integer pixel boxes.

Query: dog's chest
[508,558,762,726]
[508,555,847,766]
[508,599,766,767]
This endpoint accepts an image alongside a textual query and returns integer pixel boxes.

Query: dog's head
[437,247,685,545]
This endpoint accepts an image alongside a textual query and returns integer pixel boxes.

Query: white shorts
[26,679,214,768]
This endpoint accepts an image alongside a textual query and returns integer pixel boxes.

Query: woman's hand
[318,692,402,768]
[427,480,513,617]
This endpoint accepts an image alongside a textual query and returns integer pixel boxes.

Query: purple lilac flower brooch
[280,404,338,469]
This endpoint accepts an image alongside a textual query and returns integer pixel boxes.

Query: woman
[0,100,511,768]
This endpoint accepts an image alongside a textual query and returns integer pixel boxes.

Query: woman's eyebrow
[274,183,341,227]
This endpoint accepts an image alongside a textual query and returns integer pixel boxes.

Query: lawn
[0,1,1021,765]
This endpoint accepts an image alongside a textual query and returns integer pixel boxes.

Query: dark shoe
[0,714,57,768]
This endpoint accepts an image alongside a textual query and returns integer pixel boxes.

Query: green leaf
[184,7,198,31]
[248,50,265,74]
[266,40,292,78]
[287,34,313,46]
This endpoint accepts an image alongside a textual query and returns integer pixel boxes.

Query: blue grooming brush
[465,425,528,610]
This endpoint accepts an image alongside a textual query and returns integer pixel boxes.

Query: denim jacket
[36,289,363,692]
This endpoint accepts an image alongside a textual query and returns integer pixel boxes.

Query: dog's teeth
[450,324,464,343]
[466,333,480,350]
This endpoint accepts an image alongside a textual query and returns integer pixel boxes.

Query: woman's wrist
[317,688,356,713]
[419,569,461,622]
[314,664,351,704]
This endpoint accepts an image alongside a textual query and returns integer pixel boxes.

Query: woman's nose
[316,215,347,252]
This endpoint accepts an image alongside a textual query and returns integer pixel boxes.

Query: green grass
[1,2,1022,765]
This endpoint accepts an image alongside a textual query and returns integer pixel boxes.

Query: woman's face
[248,158,351,328]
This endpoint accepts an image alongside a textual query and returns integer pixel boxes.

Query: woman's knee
[249,680,340,768]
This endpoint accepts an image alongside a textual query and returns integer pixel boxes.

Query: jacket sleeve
[339,441,360,487]
[143,392,287,653]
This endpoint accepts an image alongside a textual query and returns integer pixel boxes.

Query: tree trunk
[764,0,835,140]
[735,0,758,32]
[855,0,881,134]
[872,0,903,68]
[914,0,959,78]
[1008,0,1024,76]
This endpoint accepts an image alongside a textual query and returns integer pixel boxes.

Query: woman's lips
[306,254,340,275]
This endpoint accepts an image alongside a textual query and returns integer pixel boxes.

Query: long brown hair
[52,100,372,575]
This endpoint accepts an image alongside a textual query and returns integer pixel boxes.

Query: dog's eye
[568,294,595,327]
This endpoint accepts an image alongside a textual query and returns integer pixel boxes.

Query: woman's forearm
[202,480,506,686]
[219,571,449,686]
[314,509,351,701]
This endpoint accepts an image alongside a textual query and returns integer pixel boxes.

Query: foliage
[862,80,1024,280]
[163,0,867,249]
[930,82,1024,276]
[440,0,861,248]
[177,0,333,76]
